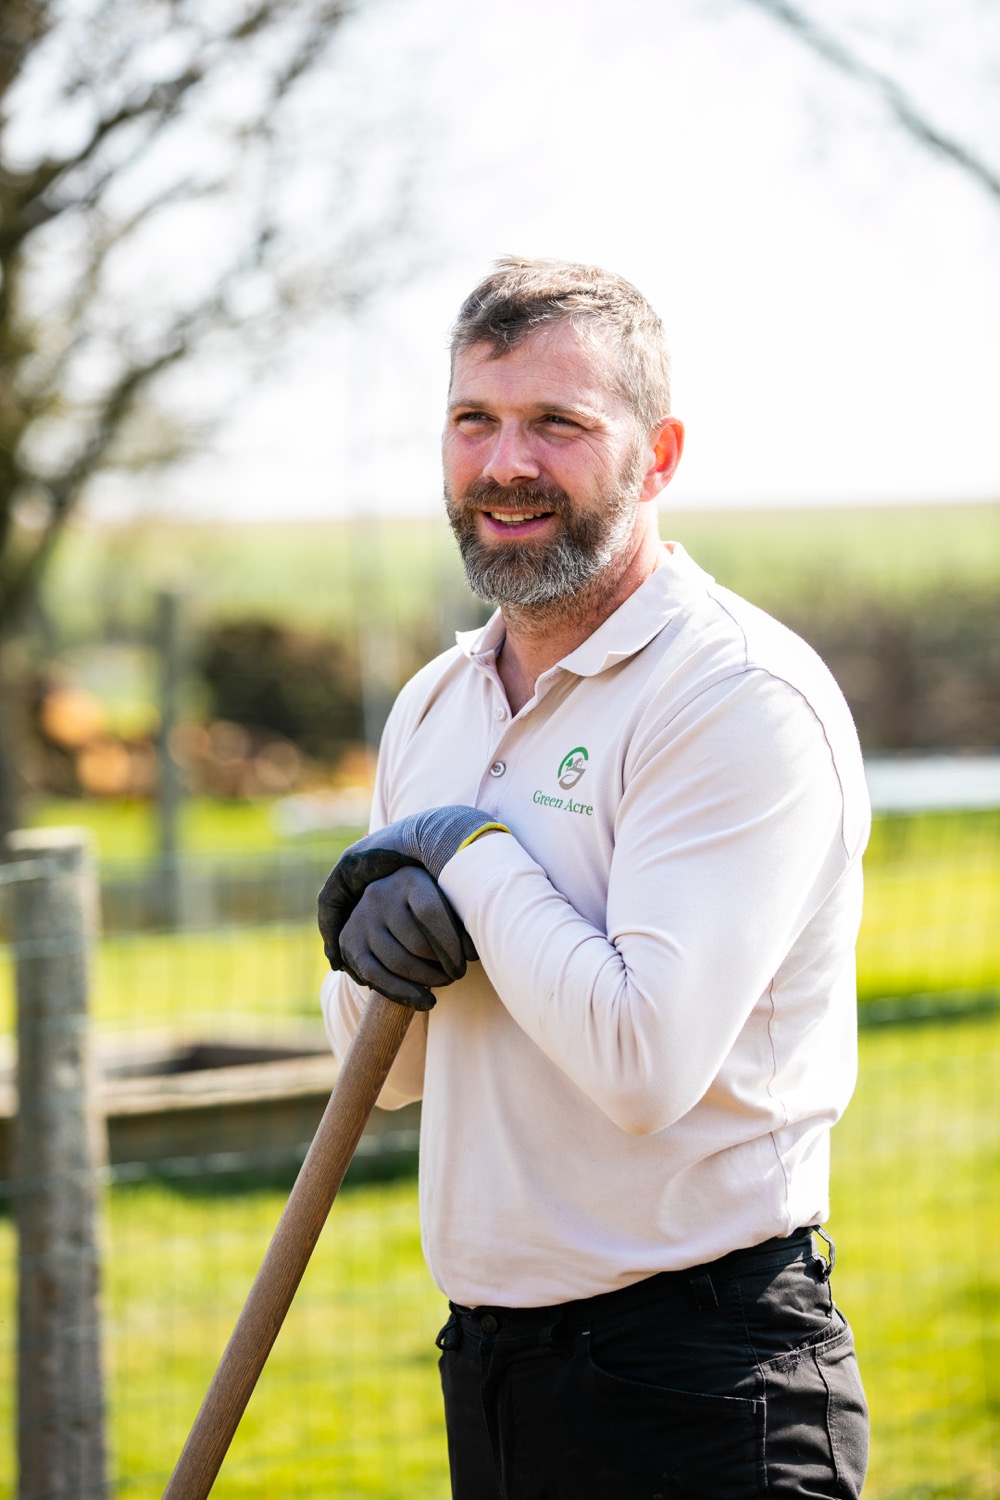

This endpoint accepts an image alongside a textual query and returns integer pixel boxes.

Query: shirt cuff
[437,827,534,921]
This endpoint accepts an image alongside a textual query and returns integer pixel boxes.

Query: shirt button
[480,1313,498,1334]
[495,706,507,721]
[489,761,505,778]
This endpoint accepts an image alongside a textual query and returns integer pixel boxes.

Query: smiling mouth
[487,510,553,526]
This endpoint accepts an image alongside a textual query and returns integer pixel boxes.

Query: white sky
[126,0,1000,522]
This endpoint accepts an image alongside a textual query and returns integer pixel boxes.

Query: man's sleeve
[437,670,866,1136]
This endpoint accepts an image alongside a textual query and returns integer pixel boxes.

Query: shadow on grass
[107,1136,420,1201]
[0,1137,418,1218]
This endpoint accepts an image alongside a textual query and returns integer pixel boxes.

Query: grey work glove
[317,806,508,993]
[337,866,477,1010]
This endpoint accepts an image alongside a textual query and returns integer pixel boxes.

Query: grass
[858,811,1000,1003]
[25,794,353,861]
[830,1012,1000,1498]
[2,796,360,1038]
[42,515,474,641]
[670,500,1000,608]
[0,1178,449,1499]
[3,805,998,1042]
[1,1011,996,1497]
[110,1180,449,1499]
[38,501,1000,642]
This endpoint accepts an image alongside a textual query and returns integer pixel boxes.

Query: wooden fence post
[5,827,109,1500]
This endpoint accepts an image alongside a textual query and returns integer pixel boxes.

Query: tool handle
[163,992,415,1499]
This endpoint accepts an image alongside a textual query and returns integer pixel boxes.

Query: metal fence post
[5,827,109,1500]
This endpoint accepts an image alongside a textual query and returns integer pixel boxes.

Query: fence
[1,784,999,1498]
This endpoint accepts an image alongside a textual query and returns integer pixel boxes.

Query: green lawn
[4,806,998,1041]
[858,812,1000,1003]
[0,1178,449,1499]
[830,1013,1000,1499]
[1,1011,997,1498]
[41,503,1000,641]
[25,794,357,861]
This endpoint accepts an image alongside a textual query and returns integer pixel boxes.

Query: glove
[337,866,477,1010]
[317,806,509,971]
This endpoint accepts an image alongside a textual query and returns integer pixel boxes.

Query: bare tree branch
[0,0,424,826]
[0,236,289,621]
[0,67,211,252]
[0,2,51,97]
[743,0,1000,204]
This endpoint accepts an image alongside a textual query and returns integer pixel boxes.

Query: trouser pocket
[567,1339,764,1499]
[741,1256,870,1497]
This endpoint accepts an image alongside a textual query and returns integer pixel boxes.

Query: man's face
[442,322,649,608]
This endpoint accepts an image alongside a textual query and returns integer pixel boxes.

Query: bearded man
[318,257,870,1499]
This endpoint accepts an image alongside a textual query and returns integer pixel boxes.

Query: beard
[444,459,643,610]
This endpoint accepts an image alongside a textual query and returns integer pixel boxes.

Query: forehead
[449,321,627,417]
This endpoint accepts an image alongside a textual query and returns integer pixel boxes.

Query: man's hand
[317,806,508,972]
[336,866,477,1010]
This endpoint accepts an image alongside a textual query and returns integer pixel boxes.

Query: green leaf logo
[557,746,589,790]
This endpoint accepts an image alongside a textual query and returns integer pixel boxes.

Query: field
[38,500,1000,642]
[0,1010,996,1497]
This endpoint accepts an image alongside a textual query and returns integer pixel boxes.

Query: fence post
[155,586,185,929]
[5,827,109,1500]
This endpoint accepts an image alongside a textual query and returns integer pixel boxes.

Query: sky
[112,0,1000,523]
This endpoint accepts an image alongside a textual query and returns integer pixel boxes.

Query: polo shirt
[321,542,870,1308]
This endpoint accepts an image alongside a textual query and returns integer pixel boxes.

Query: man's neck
[496,531,664,715]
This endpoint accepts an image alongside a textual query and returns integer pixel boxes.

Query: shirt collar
[455,543,712,675]
[456,608,506,663]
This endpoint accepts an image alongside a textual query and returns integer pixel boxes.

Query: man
[319,257,870,1498]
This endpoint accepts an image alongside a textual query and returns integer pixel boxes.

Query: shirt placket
[478,675,515,807]
[472,660,570,811]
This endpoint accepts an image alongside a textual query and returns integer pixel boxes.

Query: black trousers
[436,1229,869,1499]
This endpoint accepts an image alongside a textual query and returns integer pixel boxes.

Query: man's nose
[481,423,541,487]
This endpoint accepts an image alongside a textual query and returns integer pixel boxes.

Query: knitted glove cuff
[411,807,511,879]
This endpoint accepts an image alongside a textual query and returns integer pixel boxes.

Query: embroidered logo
[532,746,593,818]
[557,746,589,790]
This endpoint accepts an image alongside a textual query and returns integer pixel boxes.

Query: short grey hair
[449,256,672,429]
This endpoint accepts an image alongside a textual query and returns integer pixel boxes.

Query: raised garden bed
[0,1032,420,1183]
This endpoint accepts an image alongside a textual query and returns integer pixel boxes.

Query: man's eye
[542,414,575,428]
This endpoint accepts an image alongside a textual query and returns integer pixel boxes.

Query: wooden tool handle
[163,992,415,1499]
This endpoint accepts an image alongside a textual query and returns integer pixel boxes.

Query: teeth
[489,511,543,525]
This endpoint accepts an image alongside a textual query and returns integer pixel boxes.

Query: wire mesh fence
[1,793,998,1498]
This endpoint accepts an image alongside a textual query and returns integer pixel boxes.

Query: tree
[740,0,1000,205]
[0,0,415,831]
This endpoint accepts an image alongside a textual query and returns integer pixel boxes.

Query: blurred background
[0,0,997,1495]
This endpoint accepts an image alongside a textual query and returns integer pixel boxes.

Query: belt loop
[540,1317,567,1354]
[436,1310,461,1352]
[688,1269,719,1310]
[812,1226,836,1282]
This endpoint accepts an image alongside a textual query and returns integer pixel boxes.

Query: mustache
[458,477,571,513]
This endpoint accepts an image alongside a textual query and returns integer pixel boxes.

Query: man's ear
[640,417,685,501]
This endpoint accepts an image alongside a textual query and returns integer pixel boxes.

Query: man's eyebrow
[447,396,607,422]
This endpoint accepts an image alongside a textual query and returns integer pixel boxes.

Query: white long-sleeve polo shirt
[321,543,870,1308]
